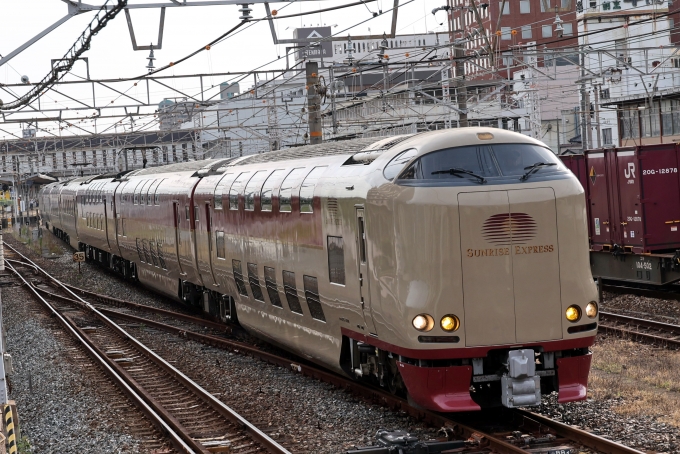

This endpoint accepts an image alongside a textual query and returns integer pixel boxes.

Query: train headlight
[412,314,434,331]
[565,305,581,322]
[586,301,598,318]
[440,315,460,332]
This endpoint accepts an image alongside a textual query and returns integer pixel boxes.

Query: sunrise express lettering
[466,245,555,257]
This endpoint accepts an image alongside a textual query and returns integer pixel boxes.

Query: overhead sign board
[294,27,333,61]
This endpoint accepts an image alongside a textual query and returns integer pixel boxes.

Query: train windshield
[397,144,564,183]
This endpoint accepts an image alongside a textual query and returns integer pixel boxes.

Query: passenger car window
[244,171,268,211]
[215,231,225,258]
[264,266,282,307]
[299,166,327,213]
[260,169,287,212]
[247,263,264,301]
[279,168,308,213]
[303,275,325,321]
[384,148,418,180]
[232,260,248,296]
[213,173,234,210]
[327,236,345,285]
[282,271,303,314]
[230,172,251,210]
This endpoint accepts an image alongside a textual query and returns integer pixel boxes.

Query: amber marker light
[477,132,494,140]
[565,305,581,322]
[440,315,460,332]
[412,314,434,331]
[586,301,598,318]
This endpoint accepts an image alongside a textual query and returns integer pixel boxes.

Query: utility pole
[306,61,322,145]
[452,1,468,128]
[593,83,602,148]
[329,66,338,134]
[579,48,589,151]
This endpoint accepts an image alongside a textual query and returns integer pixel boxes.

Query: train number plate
[546,449,574,454]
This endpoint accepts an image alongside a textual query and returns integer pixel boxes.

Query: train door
[205,204,218,286]
[586,151,614,248]
[173,202,185,275]
[355,208,377,335]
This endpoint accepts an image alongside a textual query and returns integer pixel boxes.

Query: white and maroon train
[39,128,598,411]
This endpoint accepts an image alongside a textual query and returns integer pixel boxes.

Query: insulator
[239,4,253,21]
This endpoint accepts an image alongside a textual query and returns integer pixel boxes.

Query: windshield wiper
[431,167,487,184]
[520,162,557,181]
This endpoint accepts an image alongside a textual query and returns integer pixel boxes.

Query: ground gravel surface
[3,283,144,453]
[536,392,679,453]
[602,291,680,324]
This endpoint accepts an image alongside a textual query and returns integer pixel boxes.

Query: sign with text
[73,252,85,262]
[294,27,333,60]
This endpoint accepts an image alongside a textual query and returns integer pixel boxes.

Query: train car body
[40,129,598,412]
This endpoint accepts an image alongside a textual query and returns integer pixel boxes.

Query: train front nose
[458,188,563,347]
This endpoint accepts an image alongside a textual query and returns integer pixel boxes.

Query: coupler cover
[501,349,541,408]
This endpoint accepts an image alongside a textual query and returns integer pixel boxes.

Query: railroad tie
[4,404,16,454]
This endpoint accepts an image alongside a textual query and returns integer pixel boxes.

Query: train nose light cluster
[565,305,581,322]
[586,301,598,318]
[440,315,460,332]
[412,314,434,331]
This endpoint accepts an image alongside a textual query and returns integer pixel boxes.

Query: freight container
[614,144,680,253]
[585,148,622,249]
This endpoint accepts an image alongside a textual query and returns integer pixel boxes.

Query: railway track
[4,241,643,454]
[599,311,680,347]
[3,243,290,454]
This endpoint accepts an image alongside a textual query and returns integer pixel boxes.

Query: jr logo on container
[624,162,635,184]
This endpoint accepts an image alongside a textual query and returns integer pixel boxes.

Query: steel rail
[4,242,290,454]
[513,410,643,454]
[599,311,680,347]
[61,282,229,333]
[4,259,197,454]
[602,283,680,302]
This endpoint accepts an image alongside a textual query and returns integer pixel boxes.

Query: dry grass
[590,336,680,425]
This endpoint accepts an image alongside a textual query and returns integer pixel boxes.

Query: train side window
[327,236,346,285]
[142,240,151,264]
[299,166,327,213]
[149,241,158,267]
[136,239,144,262]
[185,205,190,220]
[232,260,249,296]
[157,243,166,269]
[116,214,122,236]
[244,171,268,211]
[279,168,307,213]
[122,218,126,237]
[229,172,251,211]
[194,205,199,222]
[303,275,326,322]
[282,271,303,314]
[384,148,418,180]
[247,263,265,302]
[146,179,159,205]
[260,169,286,212]
[216,231,225,259]
[153,180,163,205]
[213,173,234,210]
[264,266,282,307]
